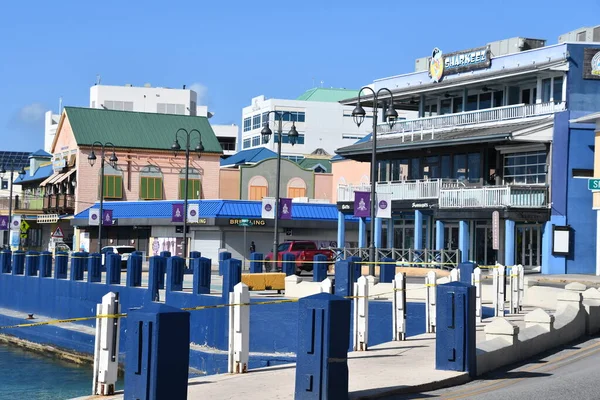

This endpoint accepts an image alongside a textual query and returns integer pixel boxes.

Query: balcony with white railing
[376,102,565,136]
[337,179,459,202]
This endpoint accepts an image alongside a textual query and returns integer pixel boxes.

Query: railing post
[87,253,102,283]
[0,250,11,273]
[249,252,263,273]
[472,267,482,324]
[105,254,121,285]
[39,251,52,277]
[425,270,436,333]
[353,276,369,351]
[518,264,525,311]
[93,292,120,395]
[54,252,68,279]
[392,272,406,340]
[228,283,249,374]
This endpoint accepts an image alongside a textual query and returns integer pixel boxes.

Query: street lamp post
[172,128,203,261]
[351,87,398,276]
[261,112,299,271]
[1,163,26,248]
[87,142,118,253]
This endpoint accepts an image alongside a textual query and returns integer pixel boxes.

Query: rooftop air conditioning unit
[558,26,600,43]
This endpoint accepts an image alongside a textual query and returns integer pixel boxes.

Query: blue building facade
[335,41,600,274]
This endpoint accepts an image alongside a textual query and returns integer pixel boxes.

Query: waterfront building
[335,30,600,274]
[0,151,34,247]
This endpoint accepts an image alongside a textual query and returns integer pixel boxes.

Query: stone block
[582,288,600,300]
[524,308,554,331]
[565,282,587,292]
[485,318,519,344]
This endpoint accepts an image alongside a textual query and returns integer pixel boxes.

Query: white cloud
[189,82,208,105]
[18,102,46,123]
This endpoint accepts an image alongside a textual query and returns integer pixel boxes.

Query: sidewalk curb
[352,373,471,399]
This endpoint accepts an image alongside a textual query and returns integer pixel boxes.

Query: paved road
[388,337,600,400]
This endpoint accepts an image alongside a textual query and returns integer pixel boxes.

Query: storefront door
[475,223,496,266]
[444,224,459,250]
[516,224,541,269]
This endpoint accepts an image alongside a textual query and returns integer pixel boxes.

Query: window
[248,176,268,200]
[452,97,463,113]
[410,158,420,180]
[378,161,388,181]
[572,169,593,178]
[493,91,504,107]
[262,112,269,125]
[252,115,261,130]
[467,153,481,183]
[479,93,491,109]
[441,155,451,179]
[243,138,251,149]
[553,77,564,103]
[279,111,306,122]
[243,117,251,132]
[287,177,307,198]
[440,99,452,115]
[503,151,547,184]
[282,155,304,163]
[542,78,552,102]
[140,166,163,200]
[466,95,478,111]
[157,103,185,115]
[453,154,467,181]
[179,168,202,199]
[1,179,7,190]
[252,136,260,147]
[103,175,123,199]
[103,100,133,111]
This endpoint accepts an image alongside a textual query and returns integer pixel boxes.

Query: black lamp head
[171,139,181,157]
[261,122,273,144]
[88,151,97,167]
[109,152,118,168]
[385,105,399,129]
[352,103,366,127]
[288,123,299,146]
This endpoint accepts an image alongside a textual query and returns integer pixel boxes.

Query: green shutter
[156,178,163,199]
[140,177,148,199]
[148,177,155,199]
[115,176,123,198]
[179,179,185,200]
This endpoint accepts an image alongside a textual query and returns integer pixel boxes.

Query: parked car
[101,245,137,268]
[264,241,335,274]
[51,242,72,258]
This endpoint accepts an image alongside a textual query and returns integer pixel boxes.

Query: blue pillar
[414,210,423,249]
[148,256,166,301]
[347,256,362,283]
[282,253,296,276]
[505,220,516,267]
[380,257,395,283]
[87,253,102,283]
[436,220,445,251]
[222,258,242,304]
[313,254,327,282]
[249,252,263,273]
[374,218,383,248]
[192,257,211,295]
[386,219,394,248]
[358,217,367,248]
[125,303,190,400]
[39,251,52,278]
[12,251,25,275]
[126,254,143,287]
[167,256,185,292]
[337,212,346,249]
[541,220,553,274]
[25,251,39,276]
[458,262,476,285]
[159,251,171,258]
[54,252,68,279]
[425,216,432,250]
[459,221,469,263]
[0,250,11,273]
[189,251,201,259]
[70,252,87,281]
[295,293,351,400]
[218,251,231,276]
[105,253,122,285]
[334,260,351,297]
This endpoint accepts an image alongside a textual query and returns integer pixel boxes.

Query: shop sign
[583,48,600,80]
[229,218,266,226]
[52,158,66,172]
[429,46,491,82]
[492,211,500,250]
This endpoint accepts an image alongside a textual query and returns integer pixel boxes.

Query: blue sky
[1,0,599,152]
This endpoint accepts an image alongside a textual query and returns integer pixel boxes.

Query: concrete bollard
[320,277,333,294]
[70,252,87,281]
[12,251,25,275]
[313,254,328,282]
[228,282,250,374]
[425,270,437,333]
[510,265,519,314]
[472,267,482,324]
[249,252,263,273]
[39,251,52,278]
[222,258,242,304]
[334,260,352,298]
[379,257,395,283]
[282,253,296,276]
[392,272,406,341]
[148,256,165,302]
[124,303,190,400]
[87,253,102,283]
[25,251,39,276]
[105,253,121,285]
[54,252,68,279]
[524,308,554,331]
[166,256,185,292]
[192,256,211,295]
[353,276,369,351]
[518,264,525,311]
[126,254,143,287]
[450,268,459,282]
[218,251,232,276]
[93,292,121,395]
[0,250,11,273]
[295,292,351,400]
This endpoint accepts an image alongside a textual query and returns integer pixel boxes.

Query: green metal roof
[297,158,332,173]
[295,88,359,102]
[64,107,222,153]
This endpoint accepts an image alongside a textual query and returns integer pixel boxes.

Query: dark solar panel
[0,151,31,170]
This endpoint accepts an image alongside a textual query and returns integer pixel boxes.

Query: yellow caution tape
[0,313,127,330]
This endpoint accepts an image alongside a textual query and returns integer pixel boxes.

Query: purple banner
[279,198,292,220]
[102,210,113,226]
[353,191,371,218]
[0,216,8,231]
[172,204,184,223]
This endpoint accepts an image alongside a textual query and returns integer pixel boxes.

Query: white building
[241,88,417,161]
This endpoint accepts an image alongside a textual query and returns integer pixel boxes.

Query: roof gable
[220,147,277,167]
[296,88,360,102]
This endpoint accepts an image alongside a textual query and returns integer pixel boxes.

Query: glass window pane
[411,158,420,180]
[553,77,563,103]
[441,156,451,178]
[453,154,467,180]
[466,95,478,111]
[452,97,463,113]
[297,112,305,122]
[252,115,261,129]
[542,78,551,102]
[297,134,305,145]
[467,153,481,183]
[440,99,452,115]
[479,93,492,109]
[493,91,504,107]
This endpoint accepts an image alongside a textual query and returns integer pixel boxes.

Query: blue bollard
[347,256,362,283]
[105,253,122,285]
[218,251,231,276]
[334,260,352,298]
[87,253,102,283]
[435,282,476,377]
[166,256,185,292]
[148,256,165,302]
[0,250,11,273]
[192,257,211,295]
[39,251,52,278]
[70,252,87,281]
[159,251,171,258]
[54,252,68,279]
[126,254,143,287]
[222,258,241,304]
[12,251,25,275]
[295,292,351,400]
[124,303,190,400]
[189,251,201,259]
[25,251,39,276]
[282,253,296,276]
[380,257,396,283]
[458,262,476,286]
[313,254,328,282]
[249,252,263,273]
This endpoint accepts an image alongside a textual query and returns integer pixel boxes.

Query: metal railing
[376,102,565,136]
[337,179,463,202]
[439,186,548,209]
[335,247,459,270]
[0,195,45,211]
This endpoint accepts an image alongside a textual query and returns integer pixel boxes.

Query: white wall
[90,85,197,115]
[44,111,60,153]
[212,124,239,155]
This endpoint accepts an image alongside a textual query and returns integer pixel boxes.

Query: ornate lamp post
[87,142,118,252]
[260,112,299,270]
[351,87,398,276]
[171,128,203,260]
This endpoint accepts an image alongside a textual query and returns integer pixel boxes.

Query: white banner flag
[261,197,275,219]
[188,204,199,223]
[10,215,21,231]
[89,209,100,226]
[375,193,392,219]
